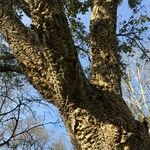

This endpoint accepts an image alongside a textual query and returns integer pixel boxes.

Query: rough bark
[90,0,121,95]
[0,0,150,149]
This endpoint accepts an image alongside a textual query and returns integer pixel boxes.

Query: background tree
[5,117,49,150]
[122,47,150,126]
[118,5,150,121]
[1,0,150,149]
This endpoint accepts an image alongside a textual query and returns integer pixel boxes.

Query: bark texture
[90,0,121,95]
[1,0,150,149]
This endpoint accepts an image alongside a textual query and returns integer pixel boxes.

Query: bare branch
[117,33,150,60]
[0,104,21,117]
[0,107,21,147]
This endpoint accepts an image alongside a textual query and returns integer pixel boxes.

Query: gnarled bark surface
[1,0,150,149]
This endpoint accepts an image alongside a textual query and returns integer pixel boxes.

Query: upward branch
[0,0,90,107]
[90,0,122,96]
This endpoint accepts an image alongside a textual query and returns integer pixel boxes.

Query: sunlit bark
[90,0,121,95]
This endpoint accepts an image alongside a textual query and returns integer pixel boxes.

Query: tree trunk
[1,0,150,149]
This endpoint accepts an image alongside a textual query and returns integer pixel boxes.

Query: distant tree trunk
[1,0,150,149]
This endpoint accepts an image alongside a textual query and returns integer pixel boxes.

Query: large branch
[90,0,121,95]
[0,0,91,107]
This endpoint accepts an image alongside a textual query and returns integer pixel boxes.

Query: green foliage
[65,0,90,65]
[118,9,150,61]
[65,0,91,18]
[0,36,24,89]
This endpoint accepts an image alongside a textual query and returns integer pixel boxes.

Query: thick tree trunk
[1,0,150,149]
